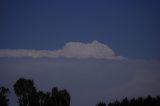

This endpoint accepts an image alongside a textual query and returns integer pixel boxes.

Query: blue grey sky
[0,59,160,106]
[0,0,160,59]
[0,0,160,106]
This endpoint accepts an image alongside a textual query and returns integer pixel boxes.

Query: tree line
[96,96,160,106]
[0,78,70,106]
[1,78,160,106]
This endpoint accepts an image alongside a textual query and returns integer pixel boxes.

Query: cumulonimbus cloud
[0,40,126,60]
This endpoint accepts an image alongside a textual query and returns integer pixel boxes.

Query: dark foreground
[1,78,160,106]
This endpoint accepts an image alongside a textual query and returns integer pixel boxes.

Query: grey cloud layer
[0,41,125,60]
[1,59,160,106]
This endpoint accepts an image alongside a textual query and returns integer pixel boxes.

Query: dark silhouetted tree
[51,87,71,106]
[38,91,47,106]
[130,98,136,106]
[13,78,71,106]
[96,102,106,106]
[58,89,71,106]
[0,87,9,106]
[121,97,129,106]
[51,87,59,106]
[13,78,38,106]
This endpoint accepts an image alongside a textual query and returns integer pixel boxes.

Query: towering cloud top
[0,41,125,60]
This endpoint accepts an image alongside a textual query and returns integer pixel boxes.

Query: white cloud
[0,40,126,60]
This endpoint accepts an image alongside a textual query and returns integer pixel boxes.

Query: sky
[0,0,160,59]
[0,0,160,106]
